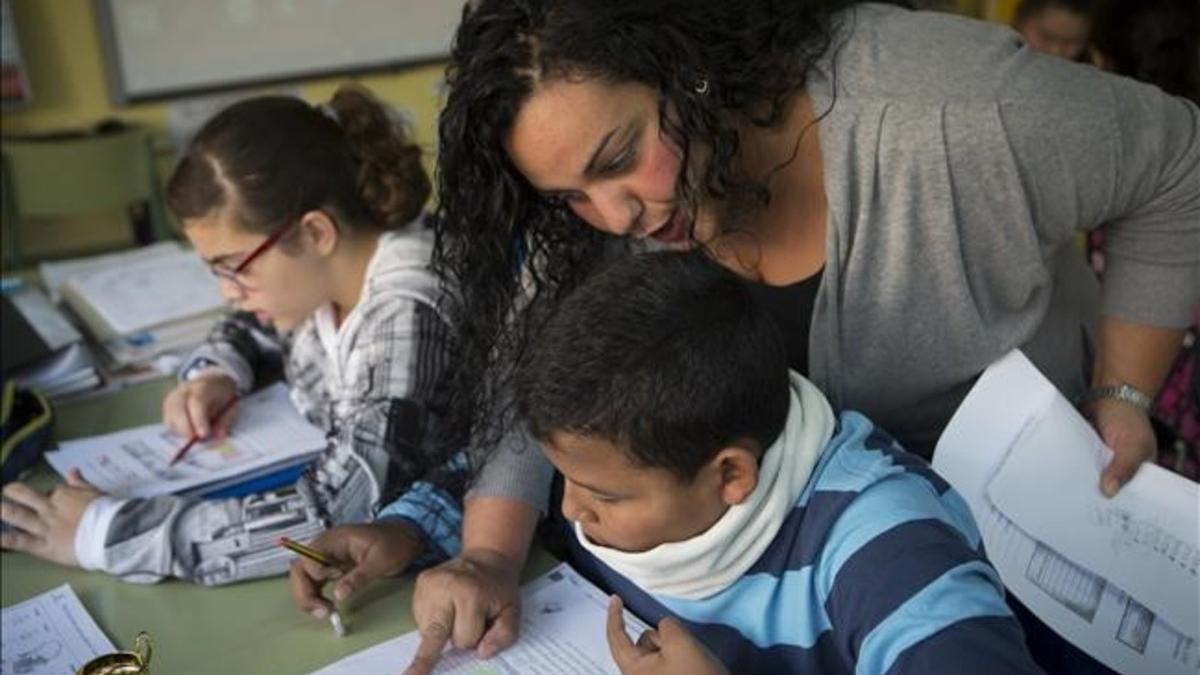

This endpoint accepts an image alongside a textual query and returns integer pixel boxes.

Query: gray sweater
[471,3,1200,506]
[805,3,1199,454]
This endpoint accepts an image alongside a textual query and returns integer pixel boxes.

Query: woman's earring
[695,79,710,95]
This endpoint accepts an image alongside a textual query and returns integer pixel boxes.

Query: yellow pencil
[279,536,345,569]
[279,537,349,637]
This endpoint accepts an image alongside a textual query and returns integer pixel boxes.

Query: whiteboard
[94,0,463,102]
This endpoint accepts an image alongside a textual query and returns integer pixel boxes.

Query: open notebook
[46,383,325,498]
[311,563,649,675]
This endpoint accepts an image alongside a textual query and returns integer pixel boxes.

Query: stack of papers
[2,286,100,399]
[1,584,116,675]
[44,243,227,369]
[934,351,1199,675]
[312,563,648,675]
[13,343,100,399]
[45,383,325,499]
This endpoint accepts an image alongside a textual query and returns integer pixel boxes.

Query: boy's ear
[298,209,339,256]
[710,444,760,507]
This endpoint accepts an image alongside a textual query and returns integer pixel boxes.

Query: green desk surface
[1,377,558,674]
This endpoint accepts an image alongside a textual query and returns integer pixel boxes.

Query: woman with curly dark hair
[332,1,1194,673]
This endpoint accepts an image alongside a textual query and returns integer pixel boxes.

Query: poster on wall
[1,0,33,107]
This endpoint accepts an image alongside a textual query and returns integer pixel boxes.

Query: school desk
[1,376,558,674]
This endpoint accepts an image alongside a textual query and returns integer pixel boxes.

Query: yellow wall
[987,0,1020,24]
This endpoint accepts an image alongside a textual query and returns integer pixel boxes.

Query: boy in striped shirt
[513,251,1044,675]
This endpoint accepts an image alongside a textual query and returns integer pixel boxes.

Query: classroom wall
[1,0,446,262]
[0,0,445,141]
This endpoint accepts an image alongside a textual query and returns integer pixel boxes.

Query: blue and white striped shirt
[568,412,1043,674]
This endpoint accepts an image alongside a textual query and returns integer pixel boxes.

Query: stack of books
[2,286,100,398]
[43,242,227,370]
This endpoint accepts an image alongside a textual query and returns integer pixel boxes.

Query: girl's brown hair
[167,84,431,234]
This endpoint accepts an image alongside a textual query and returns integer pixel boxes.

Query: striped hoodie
[567,412,1045,674]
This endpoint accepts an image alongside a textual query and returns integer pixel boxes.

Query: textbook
[45,383,324,499]
[934,351,1200,675]
[311,562,649,675]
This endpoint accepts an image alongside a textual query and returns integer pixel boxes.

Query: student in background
[0,85,465,587]
[1089,0,1198,109]
[514,251,1043,675]
[1013,0,1095,60]
[414,1,1199,669]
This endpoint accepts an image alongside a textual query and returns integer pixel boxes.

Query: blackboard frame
[93,0,457,104]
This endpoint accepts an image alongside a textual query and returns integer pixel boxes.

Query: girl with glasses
[0,85,468,589]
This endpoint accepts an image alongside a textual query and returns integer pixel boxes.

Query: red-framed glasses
[209,221,296,291]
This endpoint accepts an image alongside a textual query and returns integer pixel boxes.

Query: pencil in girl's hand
[167,396,239,467]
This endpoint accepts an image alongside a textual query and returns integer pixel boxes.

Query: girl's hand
[0,469,102,567]
[162,371,239,440]
[606,596,729,675]
[1089,398,1157,497]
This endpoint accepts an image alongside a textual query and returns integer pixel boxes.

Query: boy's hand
[0,469,102,567]
[162,371,238,440]
[404,548,522,675]
[289,520,426,619]
[606,596,729,675]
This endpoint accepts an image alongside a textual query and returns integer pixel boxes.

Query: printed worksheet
[934,351,1200,675]
[46,383,325,498]
[986,390,1199,634]
[1,585,115,675]
[311,563,649,675]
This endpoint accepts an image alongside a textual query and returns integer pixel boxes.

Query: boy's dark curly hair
[434,0,864,455]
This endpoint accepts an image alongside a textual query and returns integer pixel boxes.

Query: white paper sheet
[934,351,1200,675]
[1,584,115,675]
[311,563,650,675]
[986,390,1199,634]
[45,383,325,498]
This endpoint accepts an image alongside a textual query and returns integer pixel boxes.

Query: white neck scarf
[575,372,835,600]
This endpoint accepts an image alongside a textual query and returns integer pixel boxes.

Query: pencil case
[1,380,54,485]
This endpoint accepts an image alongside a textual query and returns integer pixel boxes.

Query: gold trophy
[76,631,152,675]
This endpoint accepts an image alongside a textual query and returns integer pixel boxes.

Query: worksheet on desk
[934,351,1200,675]
[1,584,115,675]
[311,563,649,675]
[45,383,326,498]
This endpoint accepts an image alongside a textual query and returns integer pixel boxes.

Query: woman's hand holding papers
[1088,398,1157,497]
[0,469,102,567]
[289,520,426,619]
[163,371,239,441]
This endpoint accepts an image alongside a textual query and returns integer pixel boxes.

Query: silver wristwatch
[1077,383,1154,413]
